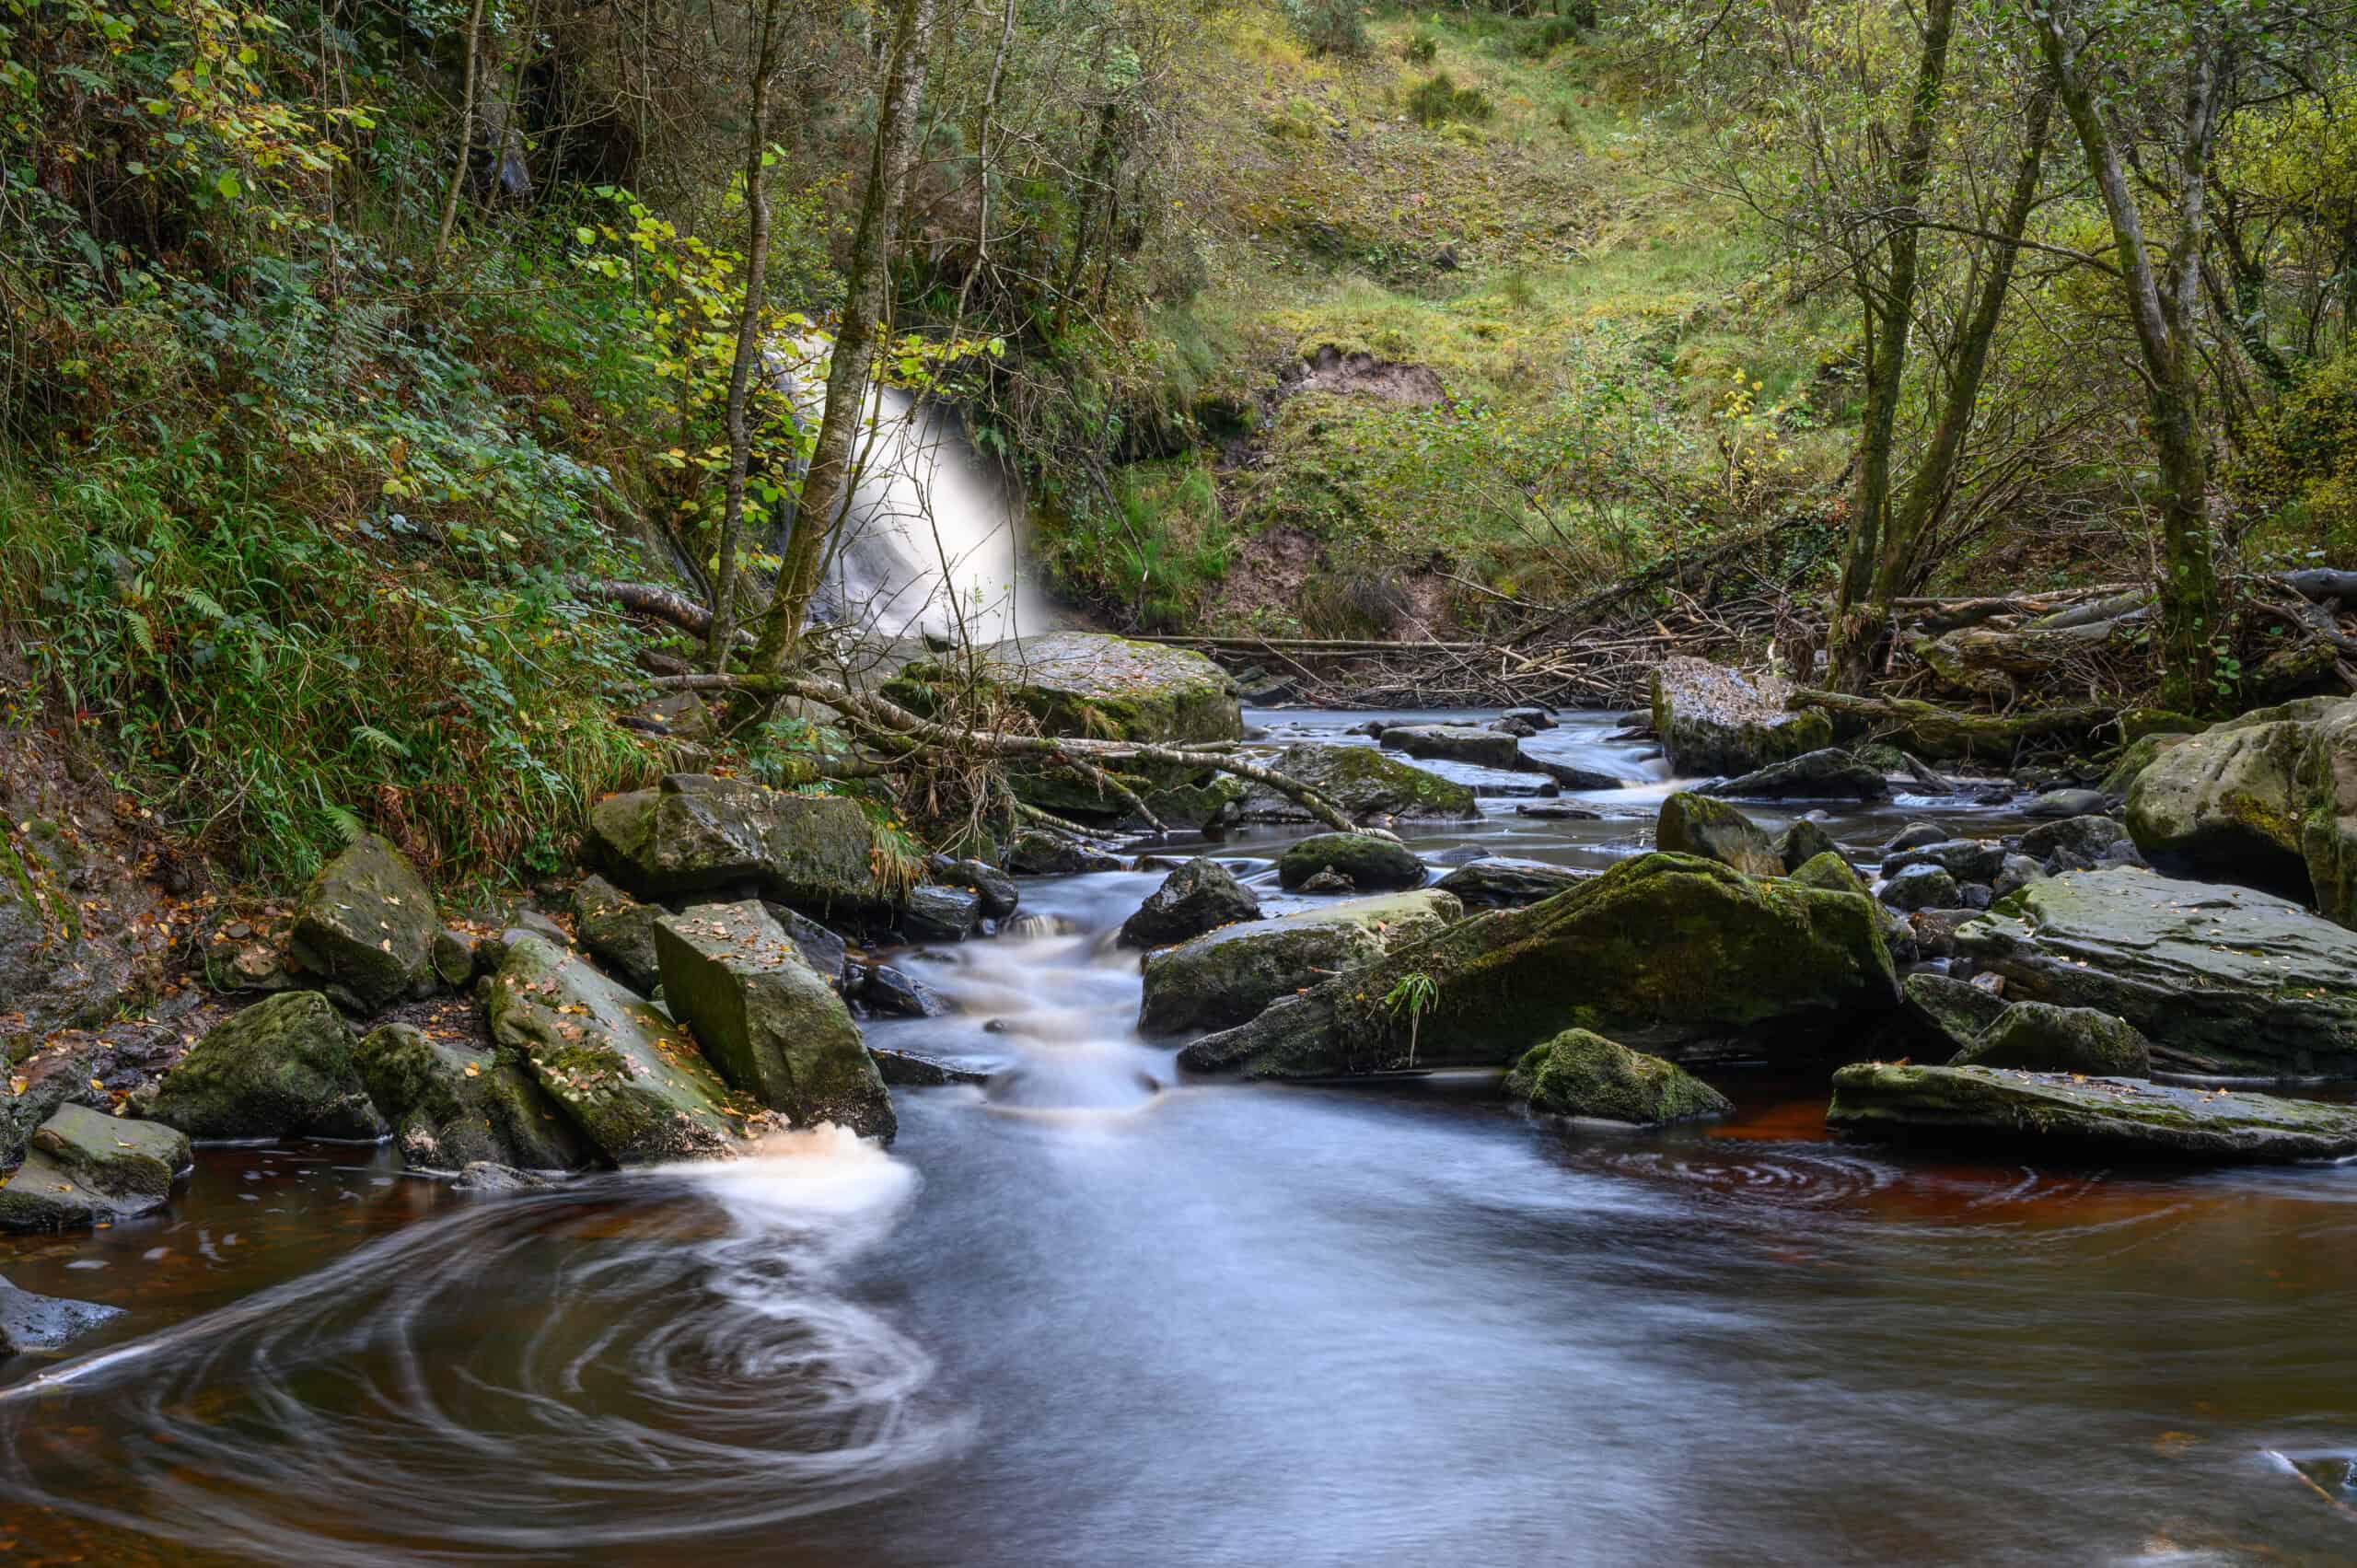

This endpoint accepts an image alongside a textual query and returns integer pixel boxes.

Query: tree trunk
[2034,6,2227,712]
[706,0,786,669]
[1869,86,2053,607]
[1827,0,1956,691]
[745,0,940,679]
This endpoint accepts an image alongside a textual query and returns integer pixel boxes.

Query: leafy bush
[1407,74,1495,128]
[1282,0,1370,59]
[2234,349,2357,561]
[1402,30,1440,64]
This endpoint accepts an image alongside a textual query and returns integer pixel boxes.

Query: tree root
[653,671,1381,838]
[1787,687,2110,761]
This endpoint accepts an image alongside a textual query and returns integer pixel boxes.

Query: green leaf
[215,171,241,200]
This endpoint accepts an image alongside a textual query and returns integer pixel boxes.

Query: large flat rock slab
[1955,868,2357,1075]
[1829,1063,2357,1163]
[886,631,1241,745]
[1649,656,1831,777]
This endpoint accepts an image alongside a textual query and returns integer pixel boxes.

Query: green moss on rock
[1504,1028,1732,1124]
[149,991,389,1142]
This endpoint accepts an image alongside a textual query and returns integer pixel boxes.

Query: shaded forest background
[3,0,2355,885]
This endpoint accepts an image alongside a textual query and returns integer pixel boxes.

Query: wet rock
[1297,868,1354,893]
[0,1275,122,1354]
[901,885,982,944]
[1515,802,1600,820]
[1898,971,2010,1056]
[575,874,664,992]
[1909,907,1980,958]
[2299,700,2357,930]
[1957,883,1993,911]
[1950,1003,2149,1076]
[430,929,480,990]
[1434,857,1591,908]
[1501,707,1557,730]
[0,1105,191,1231]
[1141,890,1462,1036]
[1524,757,1625,791]
[2100,731,2193,798]
[755,903,851,989]
[451,1161,559,1193]
[1504,1029,1732,1125]
[1119,858,1261,948]
[2127,705,2313,893]
[1701,749,1888,802]
[2096,838,2148,870]
[1238,743,1478,825]
[1992,854,2045,900]
[926,856,1020,920]
[868,1047,989,1086]
[1884,822,1949,854]
[884,632,1241,745]
[1775,819,1840,873]
[149,992,388,1142]
[288,833,439,1012]
[1954,869,2357,1075]
[355,1023,589,1174]
[2017,814,2129,869]
[1655,793,1780,878]
[855,963,946,1020]
[1,1039,109,1169]
[1883,839,2008,883]
[1788,852,1867,898]
[1649,656,1832,776]
[1274,832,1426,892]
[585,773,890,923]
[1878,864,1959,912]
[1377,724,1523,771]
[1181,853,1898,1077]
[1828,1063,2357,1162]
[1003,830,1124,876]
[654,902,893,1142]
[2026,787,2110,819]
[1491,717,1538,739]
[488,934,751,1165]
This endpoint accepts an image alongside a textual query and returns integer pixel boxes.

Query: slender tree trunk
[706,0,785,668]
[2034,5,2227,711]
[746,0,940,678]
[1827,0,1957,691]
[1869,87,2054,606]
[432,0,491,268]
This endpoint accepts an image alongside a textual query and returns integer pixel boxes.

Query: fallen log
[651,671,1382,838]
[569,578,745,643]
[1889,585,2134,635]
[1786,688,2110,761]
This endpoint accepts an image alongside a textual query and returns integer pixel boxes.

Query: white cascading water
[782,346,1040,645]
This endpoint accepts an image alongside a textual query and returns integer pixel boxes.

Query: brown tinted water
[5,712,2355,1566]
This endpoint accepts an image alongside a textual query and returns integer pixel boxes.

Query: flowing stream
[5,712,2357,1565]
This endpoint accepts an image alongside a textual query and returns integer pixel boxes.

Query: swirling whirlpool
[0,1129,970,1566]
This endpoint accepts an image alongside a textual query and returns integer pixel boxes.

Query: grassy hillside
[1036,6,1858,635]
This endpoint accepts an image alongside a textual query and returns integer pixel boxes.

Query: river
[3,712,2354,1565]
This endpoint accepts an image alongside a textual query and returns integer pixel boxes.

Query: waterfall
[781,347,1040,646]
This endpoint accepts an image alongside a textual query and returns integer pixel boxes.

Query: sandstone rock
[355,1023,589,1174]
[0,1105,191,1230]
[585,774,888,923]
[1950,1002,2149,1076]
[653,902,893,1141]
[288,833,438,1012]
[1649,656,1831,776]
[575,874,664,992]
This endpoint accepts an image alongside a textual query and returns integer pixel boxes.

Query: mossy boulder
[1655,792,1780,877]
[1775,819,1840,873]
[653,902,894,1141]
[1878,864,1959,912]
[1949,1002,2149,1075]
[1954,868,2357,1075]
[1003,830,1124,876]
[0,1104,191,1231]
[1650,656,1832,776]
[488,934,757,1165]
[149,991,389,1142]
[584,773,889,923]
[1828,1063,2357,1162]
[1140,890,1462,1036]
[884,631,1241,745]
[1274,832,1426,891]
[1119,857,1261,948]
[1701,749,1887,802]
[2300,699,2357,929]
[354,1023,591,1174]
[1788,851,1869,897]
[2099,731,2190,797]
[1504,1029,1732,1124]
[2126,708,2314,894]
[1239,743,1478,824]
[575,873,663,992]
[1180,853,1898,1078]
[287,832,439,1013]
